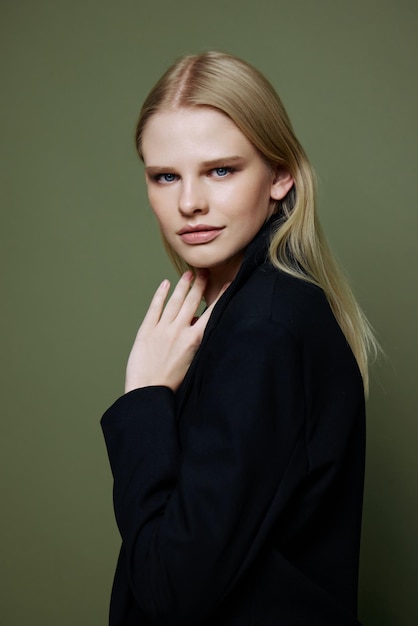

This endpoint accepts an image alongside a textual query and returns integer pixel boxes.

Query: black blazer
[101,217,365,626]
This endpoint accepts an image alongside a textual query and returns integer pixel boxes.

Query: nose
[178,179,208,216]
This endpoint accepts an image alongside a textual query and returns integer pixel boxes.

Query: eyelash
[212,166,235,178]
[152,166,236,184]
[154,173,177,183]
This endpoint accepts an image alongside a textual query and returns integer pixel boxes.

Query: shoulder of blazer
[221,264,332,330]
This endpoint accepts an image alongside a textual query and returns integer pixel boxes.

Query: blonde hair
[135,51,378,394]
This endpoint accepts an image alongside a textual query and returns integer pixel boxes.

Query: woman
[101,51,377,626]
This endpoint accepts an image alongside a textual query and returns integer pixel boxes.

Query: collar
[175,214,278,412]
[175,214,279,413]
[203,213,278,332]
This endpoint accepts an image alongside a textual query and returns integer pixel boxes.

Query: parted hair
[135,51,378,394]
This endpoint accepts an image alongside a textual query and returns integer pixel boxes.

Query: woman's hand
[125,271,225,393]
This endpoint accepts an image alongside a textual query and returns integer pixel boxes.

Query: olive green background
[1,1,417,624]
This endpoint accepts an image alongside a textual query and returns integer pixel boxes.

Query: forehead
[141,107,257,164]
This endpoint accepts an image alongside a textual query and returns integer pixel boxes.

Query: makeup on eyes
[145,156,246,183]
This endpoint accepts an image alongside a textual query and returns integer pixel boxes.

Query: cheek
[147,190,171,224]
[153,212,172,236]
[237,173,271,202]
[146,187,160,211]
[226,181,272,222]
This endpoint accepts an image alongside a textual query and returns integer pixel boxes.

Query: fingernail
[183,270,194,281]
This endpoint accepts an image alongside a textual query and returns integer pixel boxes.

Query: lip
[177,224,224,245]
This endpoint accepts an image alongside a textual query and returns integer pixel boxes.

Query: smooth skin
[125,107,294,393]
[125,270,223,393]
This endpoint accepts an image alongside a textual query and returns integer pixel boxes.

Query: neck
[203,256,243,306]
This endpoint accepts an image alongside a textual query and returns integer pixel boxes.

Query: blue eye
[156,173,176,183]
[213,167,232,177]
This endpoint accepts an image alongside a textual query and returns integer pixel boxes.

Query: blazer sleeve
[101,315,307,624]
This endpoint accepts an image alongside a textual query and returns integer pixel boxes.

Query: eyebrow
[145,156,245,174]
[200,156,245,167]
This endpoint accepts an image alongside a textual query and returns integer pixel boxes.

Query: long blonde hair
[135,51,378,394]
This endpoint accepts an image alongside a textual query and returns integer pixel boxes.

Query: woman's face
[142,107,293,282]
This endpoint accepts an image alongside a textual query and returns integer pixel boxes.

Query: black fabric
[101,217,365,625]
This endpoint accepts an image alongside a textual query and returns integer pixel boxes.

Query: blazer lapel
[174,215,276,419]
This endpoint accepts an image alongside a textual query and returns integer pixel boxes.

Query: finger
[176,271,208,324]
[140,279,171,329]
[159,271,194,322]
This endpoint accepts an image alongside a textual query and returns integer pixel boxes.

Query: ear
[270,169,294,201]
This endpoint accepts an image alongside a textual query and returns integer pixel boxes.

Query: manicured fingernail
[160,279,170,289]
